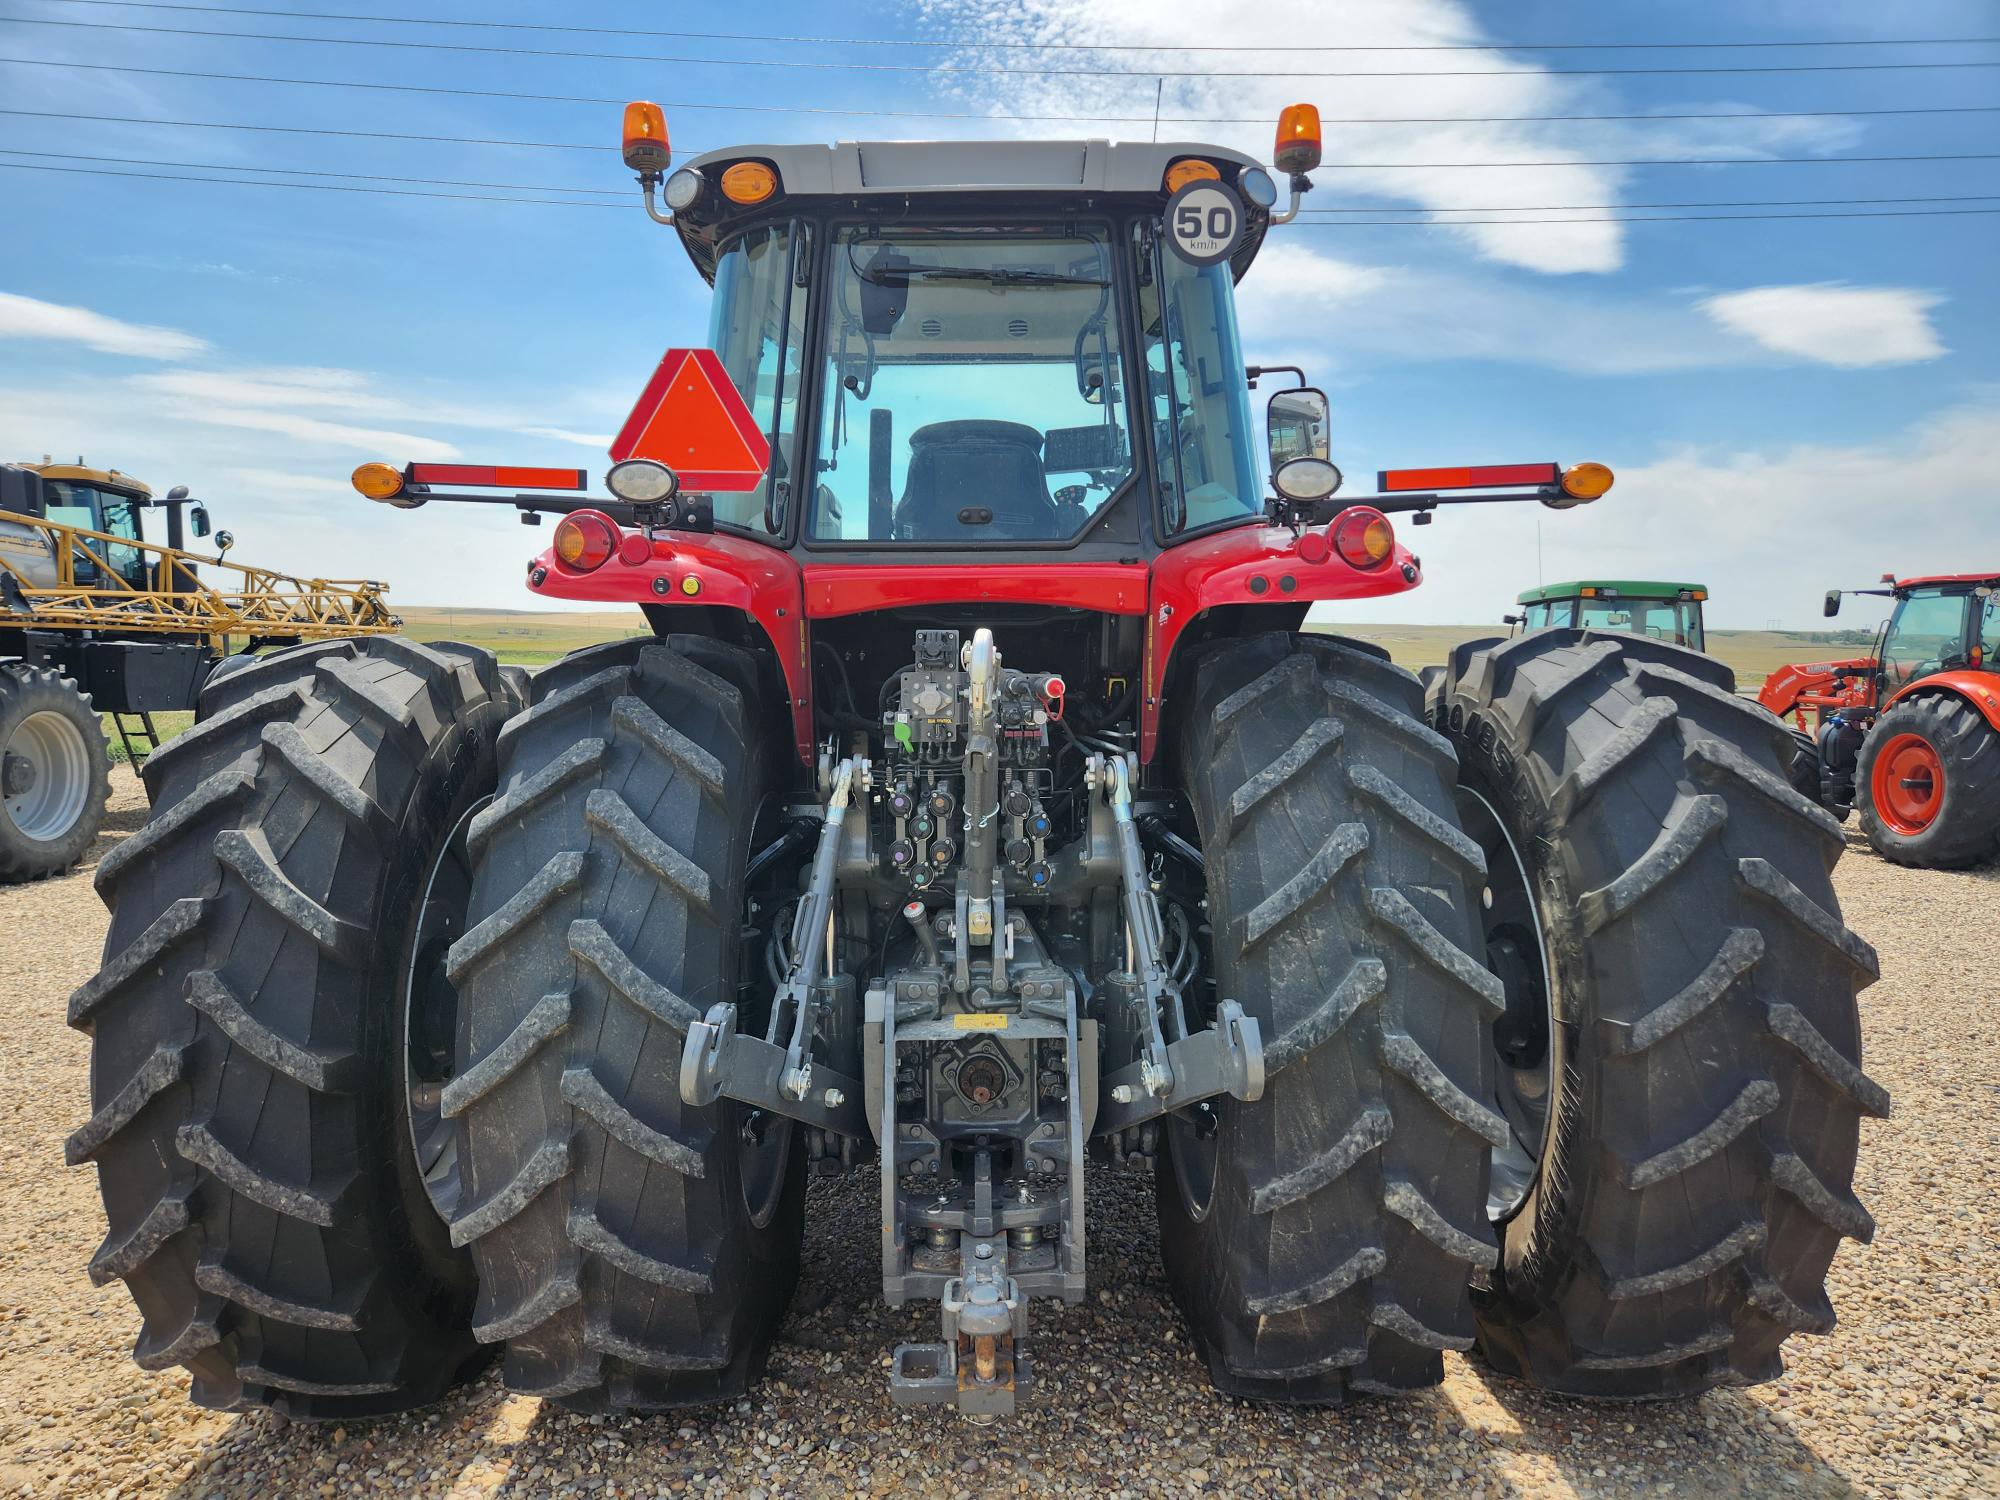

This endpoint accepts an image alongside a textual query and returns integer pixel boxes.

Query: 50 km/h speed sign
[1165,180,1245,267]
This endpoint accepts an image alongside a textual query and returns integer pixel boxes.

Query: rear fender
[529,528,813,763]
[1142,525,1420,760]
[1884,671,2000,732]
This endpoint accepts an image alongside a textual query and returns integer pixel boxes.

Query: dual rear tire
[73,629,1882,1413]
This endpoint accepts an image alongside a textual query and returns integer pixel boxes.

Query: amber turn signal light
[1331,506,1395,568]
[1275,103,1322,176]
[1164,158,1222,193]
[622,100,670,174]
[1559,462,1614,501]
[720,161,778,205]
[553,512,618,572]
[351,462,405,501]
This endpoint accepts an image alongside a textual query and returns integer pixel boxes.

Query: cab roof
[1897,573,2000,590]
[1517,580,1707,605]
[671,138,1271,283]
[20,462,152,499]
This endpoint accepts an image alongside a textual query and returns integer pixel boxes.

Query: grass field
[97,610,1849,761]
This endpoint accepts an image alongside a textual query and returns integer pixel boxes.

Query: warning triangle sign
[609,347,772,492]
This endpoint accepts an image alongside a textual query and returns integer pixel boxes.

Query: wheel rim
[1168,1099,1221,1222]
[403,794,487,1224]
[1455,785,1557,1223]
[2,708,92,843]
[737,790,794,1230]
[1872,731,1945,835]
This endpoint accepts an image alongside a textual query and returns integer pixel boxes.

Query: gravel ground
[2,767,1994,1499]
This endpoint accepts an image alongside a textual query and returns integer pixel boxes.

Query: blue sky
[1,0,1994,627]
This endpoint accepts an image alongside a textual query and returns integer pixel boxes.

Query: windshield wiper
[867,263,1109,289]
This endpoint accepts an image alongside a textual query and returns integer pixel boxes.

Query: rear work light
[720,161,778,205]
[1331,507,1395,568]
[553,511,618,572]
[622,100,670,175]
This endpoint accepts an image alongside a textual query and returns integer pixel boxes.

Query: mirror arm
[1245,364,1307,392]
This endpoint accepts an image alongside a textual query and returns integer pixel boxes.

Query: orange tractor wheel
[1858,697,2000,868]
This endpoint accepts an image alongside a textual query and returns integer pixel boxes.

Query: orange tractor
[1761,572,2000,868]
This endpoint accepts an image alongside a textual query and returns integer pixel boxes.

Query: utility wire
[12,57,2000,150]
[12,15,2000,78]
[8,103,1999,153]
[1299,195,2000,213]
[0,147,630,195]
[31,1,2000,54]
[0,159,625,206]
[7,159,1998,225]
[12,146,1988,213]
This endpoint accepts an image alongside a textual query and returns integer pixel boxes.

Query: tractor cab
[7,462,216,590]
[1510,579,1707,651]
[655,138,1274,554]
[1866,576,1999,687]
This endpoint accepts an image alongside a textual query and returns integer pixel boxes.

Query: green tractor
[1508,580,1709,652]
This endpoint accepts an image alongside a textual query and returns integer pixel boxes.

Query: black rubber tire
[445,637,805,1411]
[0,661,111,881]
[1431,631,1886,1397]
[1785,727,1825,812]
[68,635,517,1415]
[1158,632,1503,1401]
[1857,695,2000,869]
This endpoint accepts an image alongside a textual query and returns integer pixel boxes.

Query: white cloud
[521,426,616,449]
[918,1,1863,276]
[1239,241,1755,374]
[221,467,361,497]
[1698,283,1946,368]
[154,402,461,461]
[0,290,208,359]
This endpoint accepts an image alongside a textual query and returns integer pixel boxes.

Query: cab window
[1521,602,1552,629]
[1882,590,1970,684]
[1978,592,1997,666]
[706,222,807,536]
[810,225,1132,542]
[1135,224,1259,535]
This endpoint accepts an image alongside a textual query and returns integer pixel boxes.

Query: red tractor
[1762,573,2000,868]
[69,103,1881,1423]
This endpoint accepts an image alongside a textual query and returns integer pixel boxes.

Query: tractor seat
[893,420,1056,541]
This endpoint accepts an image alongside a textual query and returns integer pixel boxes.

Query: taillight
[1295,529,1332,565]
[553,511,617,571]
[1331,507,1395,568]
[617,531,652,567]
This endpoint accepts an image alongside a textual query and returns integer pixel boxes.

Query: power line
[6,159,1998,226]
[0,159,624,206]
[13,146,1987,214]
[7,103,1997,153]
[1300,195,2000,213]
[0,147,629,195]
[13,15,2000,78]
[32,1,2000,54]
[11,58,2000,152]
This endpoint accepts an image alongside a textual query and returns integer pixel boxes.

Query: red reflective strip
[1376,463,1559,492]
[406,464,587,491]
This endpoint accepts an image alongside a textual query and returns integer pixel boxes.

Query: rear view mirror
[1823,589,1842,618]
[1266,387,1330,468]
[188,504,210,539]
[1267,386,1340,503]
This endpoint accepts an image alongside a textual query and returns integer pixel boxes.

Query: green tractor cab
[1509,579,1708,652]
